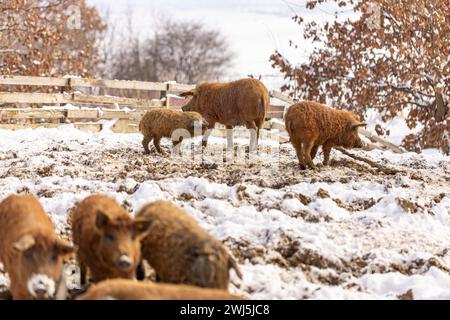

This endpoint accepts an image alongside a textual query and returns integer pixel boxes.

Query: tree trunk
[435,92,447,122]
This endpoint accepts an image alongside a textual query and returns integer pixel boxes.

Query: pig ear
[132,218,151,238]
[55,239,75,255]
[348,121,367,130]
[179,89,197,98]
[13,234,35,252]
[96,210,110,230]
[351,122,367,129]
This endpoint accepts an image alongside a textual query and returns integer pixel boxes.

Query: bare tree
[103,15,234,84]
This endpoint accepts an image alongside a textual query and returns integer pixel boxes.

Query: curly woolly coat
[77,279,244,300]
[285,101,366,169]
[70,195,144,285]
[139,108,206,154]
[180,78,269,148]
[135,200,242,290]
[0,195,73,300]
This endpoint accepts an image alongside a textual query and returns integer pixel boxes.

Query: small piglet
[139,108,208,155]
[0,195,73,300]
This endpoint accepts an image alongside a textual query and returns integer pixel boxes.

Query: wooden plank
[67,109,98,119]
[0,108,66,119]
[71,78,166,91]
[0,123,61,130]
[266,111,284,119]
[269,104,286,112]
[72,92,150,107]
[0,76,167,92]
[0,92,71,104]
[8,93,158,108]
[100,110,144,120]
[0,108,143,121]
[167,83,196,93]
[271,90,295,104]
[0,75,68,87]
[359,129,406,153]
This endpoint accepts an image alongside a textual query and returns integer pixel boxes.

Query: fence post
[161,83,169,108]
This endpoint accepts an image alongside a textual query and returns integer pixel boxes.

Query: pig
[70,194,148,285]
[180,78,269,151]
[139,108,208,155]
[135,200,242,290]
[0,194,73,299]
[285,101,366,169]
[77,279,244,300]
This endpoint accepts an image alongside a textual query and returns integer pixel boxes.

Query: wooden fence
[0,75,403,152]
[0,75,286,135]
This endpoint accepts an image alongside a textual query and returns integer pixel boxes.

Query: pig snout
[116,254,132,271]
[27,274,56,299]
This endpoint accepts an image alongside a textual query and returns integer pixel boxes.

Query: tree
[270,0,449,154]
[0,0,105,78]
[104,16,234,84]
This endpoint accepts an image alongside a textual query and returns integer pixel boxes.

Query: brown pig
[180,78,269,151]
[285,101,366,169]
[0,194,73,300]
[77,279,244,300]
[139,108,208,155]
[135,200,242,290]
[70,194,148,285]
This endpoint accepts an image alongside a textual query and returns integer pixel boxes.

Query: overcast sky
[87,0,351,87]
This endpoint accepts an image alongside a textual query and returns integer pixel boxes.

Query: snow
[360,267,450,300]
[0,125,449,300]
[365,108,423,146]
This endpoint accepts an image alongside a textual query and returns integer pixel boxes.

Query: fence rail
[0,75,405,152]
[0,76,288,141]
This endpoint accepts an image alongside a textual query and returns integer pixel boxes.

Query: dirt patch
[396,198,424,214]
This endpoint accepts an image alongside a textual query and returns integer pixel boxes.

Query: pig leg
[79,262,87,286]
[173,136,184,155]
[153,136,165,155]
[142,135,153,154]
[254,118,264,147]
[202,123,215,148]
[246,121,258,153]
[303,140,316,169]
[310,145,319,161]
[322,143,333,165]
[226,125,233,151]
[292,140,306,169]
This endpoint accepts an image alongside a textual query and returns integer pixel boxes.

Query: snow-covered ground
[0,125,449,299]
